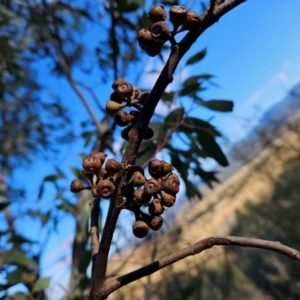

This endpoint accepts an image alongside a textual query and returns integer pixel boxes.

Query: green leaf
[44,173,64,182]
[78,250,91,274]
[6,269,23,286]
[183,74,214,88]
[161,91,174,102]
[195,130,228,167]
[10,234,35,245]
[116,0,145,12]
[186,48,207,65]
[180,82,201,96]
[39,211,51,226]
[9,293,27,300]
[0,202,9,211]
[200,100,234,112]
[165,108,185,125]
[4,246,37,268]
[32,277,51,292]
[194,167,219,189]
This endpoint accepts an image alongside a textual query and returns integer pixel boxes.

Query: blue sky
[3,1,300,298]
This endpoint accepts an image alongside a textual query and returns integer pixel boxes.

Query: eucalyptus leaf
[200,100,234,112]
[32,277,51,292]
[186,48,207,65]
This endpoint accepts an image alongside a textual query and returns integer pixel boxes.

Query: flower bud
[151,21,170,43]
[129,171,146,187]
[106,101,126,116]
[70,179,85,193]
[161,191,176,207]
[96,179,115,199]
[148,159,173,178]
[149,198,164,215]
[132,220,149,238]
[148,6,166,23]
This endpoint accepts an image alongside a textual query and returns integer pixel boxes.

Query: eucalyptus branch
[90,0,246,298]
[90,198,100,274]
[103,236,300,298]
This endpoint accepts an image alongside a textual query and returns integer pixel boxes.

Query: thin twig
[103,236,300,297]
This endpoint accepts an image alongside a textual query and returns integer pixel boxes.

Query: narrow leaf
[186,48,207,65]
[196,130,228,167]
[200,100,234,112]
[32,277,51,292]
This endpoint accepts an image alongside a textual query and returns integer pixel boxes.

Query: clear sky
[4,1,300,298]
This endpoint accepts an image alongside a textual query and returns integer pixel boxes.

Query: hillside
[106,97,300,299]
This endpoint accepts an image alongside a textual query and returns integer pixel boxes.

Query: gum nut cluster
[125,159,180,238]
[70,152,123,200]
[137,5,201,56]
[106,77,154,141]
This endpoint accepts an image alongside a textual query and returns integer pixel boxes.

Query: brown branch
[90,1,246,298]
[90,198,100,260]
[103,236,300,298]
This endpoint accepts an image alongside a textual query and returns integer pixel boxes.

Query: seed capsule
[82,152,107,174]
[144,215,163,231]
[148,6,166,23]
[132,220,149,238]
[96,179,115,199]
[169,5,188,30]
[144,178,162,195]
[106,101,126,116]
[116,82,133,99]
[149,198,164,215]
[105,159,122,177]
[160,191,176,207]
[137,28,153,50]
[115,111,134,127]
[129,171,146,187]
[181,11,201,30]
[110,91,125,103]
[121,126,132,141]
[132,86,140,99]
[161,173,180,195]
[151,21,170,43]
[133,188,151,206]
[112,77,127,91]
[145,41,163,57]
[148,159,173,178]
[70,179,85,193]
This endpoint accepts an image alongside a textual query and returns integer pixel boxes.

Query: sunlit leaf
[186,48,207,65]
[32,277,51,292]
[4,246,36,268]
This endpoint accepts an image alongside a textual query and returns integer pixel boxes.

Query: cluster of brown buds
[70,152,123,199]
[106,77,154,140]
[138,5,201,56]
[125,159,180,238]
